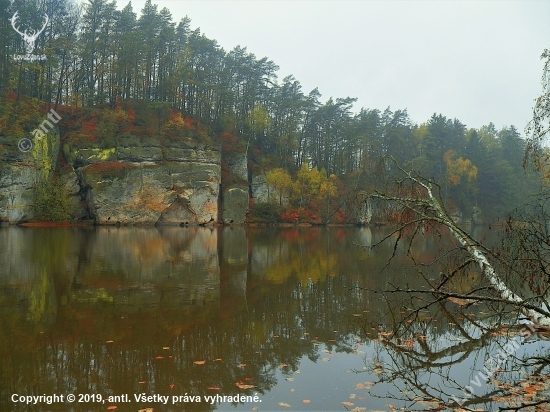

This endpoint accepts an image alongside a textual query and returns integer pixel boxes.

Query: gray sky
[128,0,549,132]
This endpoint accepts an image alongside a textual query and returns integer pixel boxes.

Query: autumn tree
[359,50,550,411]
[265,168,292,206]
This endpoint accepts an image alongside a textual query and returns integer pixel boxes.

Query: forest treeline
[0,0,541,221]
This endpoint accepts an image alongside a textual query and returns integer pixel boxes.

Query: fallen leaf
[169,384,175,389]
[207,387,220,390]
[193,360,206,365]
[417,399,441,408]
[290,388,295,392]
[213,358,222,361]
[138,381,146,384]
[106,407,117,411]
[106,340,114,343]
[285,377,294,381]
[321,357,330,362]
[162,347,170,350]
[280,363,288,368]
[302,399,311,404]
[447,296,475,306]
[155,356,164,360]
[355,381,375,390]
[137,409,153,412]
[278,402,291,408]
[237,363,246,368]
[342,401,354,406]
[235,382,256,389]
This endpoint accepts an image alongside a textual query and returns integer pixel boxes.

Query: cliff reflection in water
[1,226,540,411]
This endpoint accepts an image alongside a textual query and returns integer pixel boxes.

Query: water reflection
[0,226,549,411]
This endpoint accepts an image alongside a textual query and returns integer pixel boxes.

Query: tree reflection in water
[359,223,550,411]
[1,226,550,411]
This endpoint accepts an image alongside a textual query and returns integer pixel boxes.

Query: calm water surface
[1,226,549,411]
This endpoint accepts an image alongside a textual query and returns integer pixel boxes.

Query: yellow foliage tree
[266,168,293,205]
[443,150,478,186]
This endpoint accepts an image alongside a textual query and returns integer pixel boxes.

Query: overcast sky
[126,0,549,133]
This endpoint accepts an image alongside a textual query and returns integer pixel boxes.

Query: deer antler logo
[11,12,48,55]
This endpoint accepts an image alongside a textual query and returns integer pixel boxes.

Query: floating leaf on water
[106,340,114,343]
[207,387,220,390]
[417,399,441,408]
[137,409,153,412]
[278,402,291,408]
[290,388,295,392]
[321,357,330,362]
[162,347,170,350]
[280,363,288,368]
[342,401,354,406]
[106,407,117,411]
[285,377,294,381]
[155,356,164,360]
[235,382,256,389]
[213,358,222,361]
[355,381,374,390]
[447,296,474,306]
[302,399,311,404]
[169,383,175,389]
[193,360,205,365]
[237,363,246,368]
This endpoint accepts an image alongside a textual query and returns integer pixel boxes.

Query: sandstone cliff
[0,105,225,225]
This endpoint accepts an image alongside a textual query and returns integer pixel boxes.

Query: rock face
[221,152,249,224]
[66,140,221,225]
[0,125,223,224]
[222,186,248,224]
[0,129,60,223]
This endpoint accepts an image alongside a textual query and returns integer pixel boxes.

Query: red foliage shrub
[335,208,347,223]
[280,209,300,223]
[280,208,320,224]
[221,131,244,154]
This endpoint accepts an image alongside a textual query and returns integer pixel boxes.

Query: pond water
[1,226,550,411]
